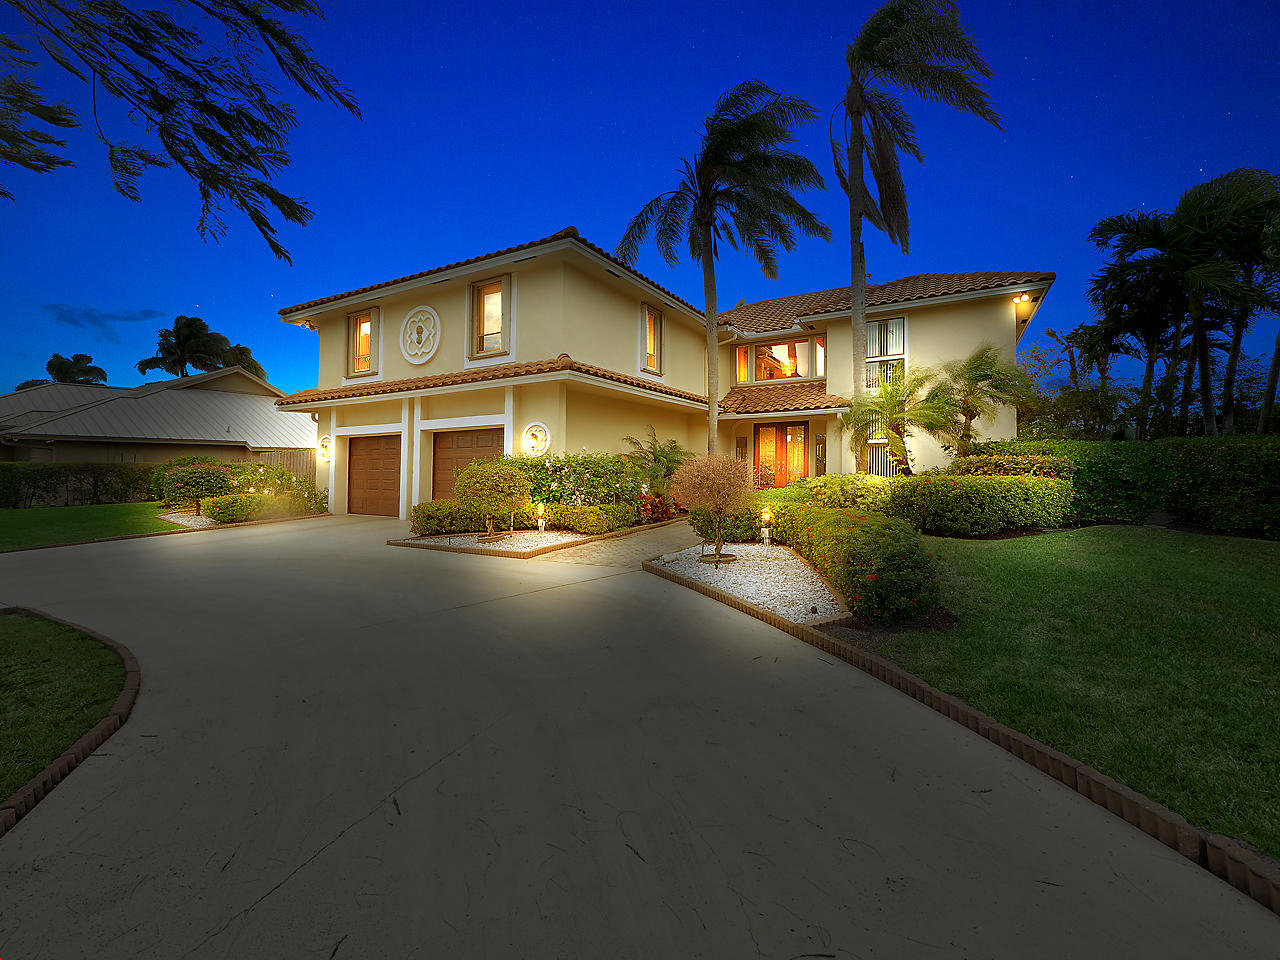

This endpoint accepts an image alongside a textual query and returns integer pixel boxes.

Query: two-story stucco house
[276,226,1053,518]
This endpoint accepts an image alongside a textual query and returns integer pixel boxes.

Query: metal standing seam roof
[276,226,706,320]
[0,383,132,430]
[1,371,315,449]
[718,271,1057,334]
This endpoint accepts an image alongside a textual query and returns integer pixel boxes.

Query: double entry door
[753,422,807,488]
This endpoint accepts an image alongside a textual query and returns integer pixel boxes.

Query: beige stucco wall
[564,388,700,457]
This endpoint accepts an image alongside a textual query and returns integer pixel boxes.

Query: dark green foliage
[3,0,360,262]
[136,316,231,378]
[804,473,893,511]
[14,352,108,390]
[622,426,693,496]
[409,500,636,538]
[687,505,766,543]
[1162,436,1280,538]
[161,464,234,506]
[455,460,530,531]
[975,440,1169,523]
[198,493,291,523]
[885,475,1073,537]
[148,455,219,500]
[505,453,642,506]
[945,454,1077,479]
[0,461,153,508]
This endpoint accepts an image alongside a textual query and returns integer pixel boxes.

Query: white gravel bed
[157,510,217,529]
[652,542,843,624]
[408,530,590,551]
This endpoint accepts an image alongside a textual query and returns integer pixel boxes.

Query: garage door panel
[432,428,503,500]
[348,435,401,516]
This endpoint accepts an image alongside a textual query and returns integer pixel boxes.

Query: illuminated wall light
[318,435,333,463]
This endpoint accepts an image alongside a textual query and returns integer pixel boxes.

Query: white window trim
[636,303,665,381]
[734,335,826,386]
[463,274,517,369]
[341,307,383,386]
[865,314,908,389]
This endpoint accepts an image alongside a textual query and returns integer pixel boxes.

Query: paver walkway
[535,519,700,567]
[1,515,1276,958]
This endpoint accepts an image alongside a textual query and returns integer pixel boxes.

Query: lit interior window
[736,346,749,383]
[815,336,825,377]
[352,316,371,372]
[754,340,809,380]
[645,307,662,371]
[476,281,504,353]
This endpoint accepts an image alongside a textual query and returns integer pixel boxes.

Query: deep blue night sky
[3,0,1277,394]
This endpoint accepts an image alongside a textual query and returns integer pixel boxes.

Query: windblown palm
[840,367,956,475]
[15,352,108,390]
[833,0,1000,402]
[615,79,830,452]
[222,343,268,381]
[135,315,231,378]
[937,343,1035,454]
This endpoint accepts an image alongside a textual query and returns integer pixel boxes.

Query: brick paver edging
[641,560,1280,918]
[388,517,688,560]
[0,511,332,555]
[0,607,140,841]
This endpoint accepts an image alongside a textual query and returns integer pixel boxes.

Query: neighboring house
[276,226,1053,518]
[0,367,316,473]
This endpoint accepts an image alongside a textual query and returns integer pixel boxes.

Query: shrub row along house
[275,227,1054,518]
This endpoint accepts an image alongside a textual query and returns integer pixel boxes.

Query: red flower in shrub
[865,573,880,581]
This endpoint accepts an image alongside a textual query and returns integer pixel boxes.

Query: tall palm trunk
[700,222,720,454]
[847,99,867,470]
[1190,294,1218,436]
[1137,347,1157,441]
[1260,324,1280,434]
[1177,332,1195,433]
[1220,265,1252,435]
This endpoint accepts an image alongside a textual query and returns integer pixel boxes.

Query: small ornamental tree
[455,460,530,533]
[671,454,755,561]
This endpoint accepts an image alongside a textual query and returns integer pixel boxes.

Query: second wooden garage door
[347,434,401,516]
[433,428,504,499]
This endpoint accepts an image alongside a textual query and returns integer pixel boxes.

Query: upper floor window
[643,305,663,374]
[348,310,377,377]
[471,276,510,358]
[734,336,824,384]
[866,317,905,388]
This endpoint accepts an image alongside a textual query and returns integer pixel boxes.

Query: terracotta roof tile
[718,381,847,416]
[719,271,1056,334]
[275,354,706,407]
[277,226,703,319]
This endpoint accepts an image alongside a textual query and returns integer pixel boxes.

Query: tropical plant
[135,315,231,378]
[936,343,1036,454]
[2,0,360,262]
[222,343,267,381]
[621,425,693,496]
[14,352,108,390]
[840,367,956,475]
[671,453,755,562]
[615,79,830,453]
[832,0,1000,395]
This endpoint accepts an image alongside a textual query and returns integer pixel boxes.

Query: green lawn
[0,502,181,551]
[0,614,125,800]
[880,526,1280,860]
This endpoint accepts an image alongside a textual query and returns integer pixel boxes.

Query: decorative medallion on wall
[400,306,440,364]
[317,435,333,463]
[521,422,550,457]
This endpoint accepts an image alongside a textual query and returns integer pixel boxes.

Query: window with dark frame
[473,279,505,356]
[644,305,662,373]
[350,312,373,374]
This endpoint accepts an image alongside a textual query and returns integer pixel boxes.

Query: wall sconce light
[761,507,771,548]
[317,435,332,463]
[1012,293,1033,322]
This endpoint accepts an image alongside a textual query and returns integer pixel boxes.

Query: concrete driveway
[1,515,1276,959]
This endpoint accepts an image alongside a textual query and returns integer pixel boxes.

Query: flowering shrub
[199,493,291,523]
[505,453,642,506]
[228,463,328,514]
[638,492,675,523]
[885,474,1072,536]
[149,455,219,500]
[162,464,234,507]
[409,499,634,536]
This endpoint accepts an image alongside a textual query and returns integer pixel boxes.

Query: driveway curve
[1,515,1276,959]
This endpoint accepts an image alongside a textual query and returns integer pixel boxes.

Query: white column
[410,397,421,508]
[399,399,411,520]
[504,386,514,456]
[327,408,336,512]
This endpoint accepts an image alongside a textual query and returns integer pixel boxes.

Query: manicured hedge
[1161,436,1280,539]
[687,505,764,543]
[0,461,154,508]
[161,464,235,507]
[148,455,219,500]
[199,493,291,523]
[504,453,642,505]
[409,499,637,537]
[973,439,1168,523]
[804,473,893,512]
[885,475,1073,537]
[945,454,1076,479]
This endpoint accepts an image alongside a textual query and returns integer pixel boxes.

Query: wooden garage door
[347,435,401,516]
[433,428,504,500]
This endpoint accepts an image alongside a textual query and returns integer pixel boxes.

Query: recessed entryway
[432,428,503,499]
[347,434,401,516]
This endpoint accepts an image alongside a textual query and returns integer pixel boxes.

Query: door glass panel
[756,426,776,488]
[785,424,806,483]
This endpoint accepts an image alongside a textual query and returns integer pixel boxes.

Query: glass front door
[754,422,807,488]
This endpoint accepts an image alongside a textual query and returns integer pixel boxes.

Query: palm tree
[840,366,956,475]
[1260,212,1280,433]
[222,343,268,381]
[937,343,1035,454]
[833,0,1000,405]
[15,352,108,390]
[135,315,231,378]
[615,79,830,453]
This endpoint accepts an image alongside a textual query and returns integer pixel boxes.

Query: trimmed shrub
[776,507,935,622]
[946,454,1076,479]
[886,474,1073,537]
[687,503,768,543]
[162,464,235,507]
[409,499,636,537]
[1162,436,1280,539]
[546,502,635,535]
[199,493,291,523]
[804,473,892,512]
[506,453,642,505]
[455,460,530,531]
[149,455,219,500]
[0,461,154,508]
[973,439,1167,523]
